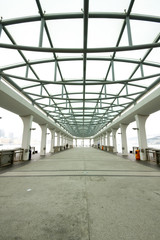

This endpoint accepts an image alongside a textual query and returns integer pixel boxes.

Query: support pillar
[120,123,128,156]
[101,135,103,146]
[112,128,118,153]
[75,139,77,147]
[21,115,33,160]
[50,129,55,153]
[64,135,66,146]
[40,124,48,156]
[135,114,149,160]
[57,131,60,146]
[61,134,63,146]
[103,134,105,146]
[104,133,107,146]
[107,131,111,146]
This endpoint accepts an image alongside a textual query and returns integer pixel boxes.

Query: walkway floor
[0,147,160,240]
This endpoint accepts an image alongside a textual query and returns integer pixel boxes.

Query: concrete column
[64,135,66,146]
[100,135,102,146]
[21,115,33,160]
[120,124,128,156]
[89,139,91,147]
[112,128,118,153]
[57,131,60,146]
[50,129,55,153]
[66,137,68,146]
[135,114,149,160]
[61,134,63,146]
[40,124,48,156]
[107,131,111,146]
[103,134,105,146]
[104,133,106,146]
[101,135,103,145]
[75,139,77,147]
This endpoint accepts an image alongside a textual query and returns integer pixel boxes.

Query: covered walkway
[1,147,160,240]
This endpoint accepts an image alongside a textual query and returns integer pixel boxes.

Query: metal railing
[0,148,24,167]
[146,148,160,164]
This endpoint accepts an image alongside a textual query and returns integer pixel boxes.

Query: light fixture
[30,128,36,130]
[132,128,139,130]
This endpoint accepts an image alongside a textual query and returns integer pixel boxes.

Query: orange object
[102,146,103,150]
[135,150,140,160]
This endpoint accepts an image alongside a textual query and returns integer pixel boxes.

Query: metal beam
[0,42,159,53]
[1,13,160,26]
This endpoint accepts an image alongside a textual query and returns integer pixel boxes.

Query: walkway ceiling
[0,0,160,137]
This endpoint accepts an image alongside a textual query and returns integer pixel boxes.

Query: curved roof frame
[0,0,160,137]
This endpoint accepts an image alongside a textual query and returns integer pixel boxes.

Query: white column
[101,135,103,145]
[103,134,105,146]
[89,139,91,147]
[40,124,48,156]
[21,115,33,160]
[57,131,60,146]
[112,128,118,153]
[107,131,111,146]
[120,123,128,156]
[50,129,55,153]
[66,137,68,146]
[64,135,66,146]
[135,114,149,160]
[61,134,63,146]
[104,133,107,146]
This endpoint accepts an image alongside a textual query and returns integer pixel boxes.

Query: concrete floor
[0,147,160,240]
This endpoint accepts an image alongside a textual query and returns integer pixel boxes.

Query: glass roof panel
[0,0,159,137]
[130,21,160,45]
[145,47,160,63]
[0,49,24,67]
[85,85,102,93]
[131,0,160,15]
[88,19,123,48]
[9,78,38,89]
[113,61,137,80]
[105,84,124,95]
[86,60,110,79]
[89,0,130,12]
[58,61,83,79]
[21,51,54,62]
[0,0,38,19]
[7,22,40,47]
[47,19,83,48]
[143,65,160,76]
[39,0,83,13]
[68,94,83,99]
[115,49,148,62]
[65,85,83,93]
[45,84,62,95]
[31,62,55,81]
